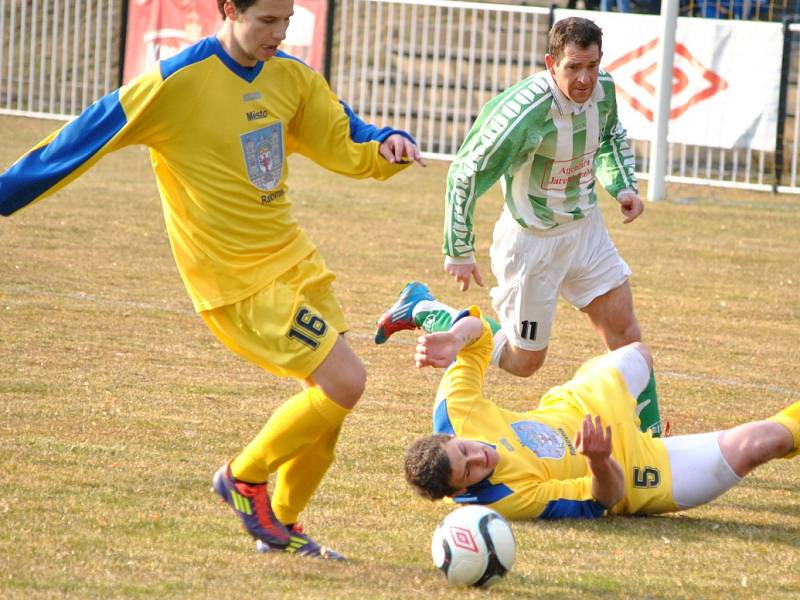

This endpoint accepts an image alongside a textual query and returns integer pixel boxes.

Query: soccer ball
[431,505,516,588]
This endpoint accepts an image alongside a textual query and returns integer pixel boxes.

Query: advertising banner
[123,0,328,83]
[554,10,782,151]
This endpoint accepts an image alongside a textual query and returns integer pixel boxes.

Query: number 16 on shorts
[287,307,328,349]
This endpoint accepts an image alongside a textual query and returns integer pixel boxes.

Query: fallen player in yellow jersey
[400,308,799,520]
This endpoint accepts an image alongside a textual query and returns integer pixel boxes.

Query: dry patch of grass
[1,115,798,599]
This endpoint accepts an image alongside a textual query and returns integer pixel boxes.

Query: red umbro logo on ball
[450,527,480,553]
[606,38,728,122]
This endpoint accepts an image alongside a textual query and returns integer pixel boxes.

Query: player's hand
[414,332,460,369]
[618,190,644,224]
[379,134,426,166]
[574,414,613,461]
[576,414,624,508]
[445,260,484,292]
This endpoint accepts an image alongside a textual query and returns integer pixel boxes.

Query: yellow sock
[230,387,350,483]
[770,401,800,459]
[271,424,342,524]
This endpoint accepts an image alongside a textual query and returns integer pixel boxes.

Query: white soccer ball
[431,505,516,588]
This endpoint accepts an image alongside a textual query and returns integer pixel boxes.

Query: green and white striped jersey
[443,70,636,258]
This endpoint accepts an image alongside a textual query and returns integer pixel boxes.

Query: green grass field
[1,114,799,599]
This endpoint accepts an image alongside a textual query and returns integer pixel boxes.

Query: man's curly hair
[404,434,459,500]
[547,17,603,64]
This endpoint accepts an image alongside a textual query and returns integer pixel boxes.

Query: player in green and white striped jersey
[443,17,662,436]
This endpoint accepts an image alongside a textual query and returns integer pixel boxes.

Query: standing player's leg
[563,210,662,438]
[580,281,662,437]
[270,423,342,526]
[270,336,363,528]
[488,209,567,377]
[206,255,355,560]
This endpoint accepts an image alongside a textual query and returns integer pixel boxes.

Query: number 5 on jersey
[287,307,328,349]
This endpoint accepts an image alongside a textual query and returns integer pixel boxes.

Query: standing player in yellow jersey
[399,309,799,520]
[0,0,423,559]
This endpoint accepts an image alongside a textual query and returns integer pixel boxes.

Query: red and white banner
[282,0,328,71]
[555,10,782,152]
[123,0,328,83]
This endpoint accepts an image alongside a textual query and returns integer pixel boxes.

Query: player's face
[545,42,601,105]
[444,438,500,493]
[225,0,293,64]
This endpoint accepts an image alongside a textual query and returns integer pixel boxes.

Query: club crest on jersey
[511,420,565,459]
[241,122,284,191]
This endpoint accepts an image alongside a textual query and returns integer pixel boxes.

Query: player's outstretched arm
[414,316,484,369]
[574,415,624,509]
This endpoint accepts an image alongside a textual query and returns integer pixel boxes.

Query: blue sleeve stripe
[453,479,514,505]
[432,398,455,435]
[162,37,264,83]
[274,49,309,67]
[339,100,416,145]
[0,90,127,216]
[161,36,244,80]
[538,498,606,520]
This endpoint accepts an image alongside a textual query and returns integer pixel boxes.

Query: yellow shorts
[200,251,347,380]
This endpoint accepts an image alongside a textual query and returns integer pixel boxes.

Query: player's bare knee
[607,321,641,349]
[743,427,794,466]
[510,360,544,378]
[320,361,366,409]
[623,321,642,344]
[722,425,789,475]
[341,365,367,407]
[736,437,773,472]
[501,348,546,378]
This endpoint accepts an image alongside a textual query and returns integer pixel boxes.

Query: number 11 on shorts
[520,320,537,341]
[287,307,328,349]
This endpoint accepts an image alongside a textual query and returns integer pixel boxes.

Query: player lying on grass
[389,305,798,519]
[0,0,423,560]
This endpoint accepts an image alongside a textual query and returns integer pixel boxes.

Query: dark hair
[217,0,259,19]
[547,17,603,64]
[404,434,459,500]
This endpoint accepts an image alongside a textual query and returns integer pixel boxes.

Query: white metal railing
[0,0,119,120]
[0,0,796,193]
[330,0,799,193]
[333,0,551,158]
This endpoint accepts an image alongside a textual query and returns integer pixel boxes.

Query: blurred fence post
[647,0,678,202]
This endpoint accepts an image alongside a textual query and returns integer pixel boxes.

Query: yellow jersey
[0,37,409,311]
[433,317,677,519]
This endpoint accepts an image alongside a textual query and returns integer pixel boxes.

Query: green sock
[636,370,662,437]
[485,316,501,335]
[412,301,459,333]
[413,302,501,335]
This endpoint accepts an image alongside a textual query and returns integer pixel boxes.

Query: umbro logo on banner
[605,38,728,122]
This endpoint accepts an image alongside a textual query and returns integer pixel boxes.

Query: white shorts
[489,207,632,351]
[662,432,742,509]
